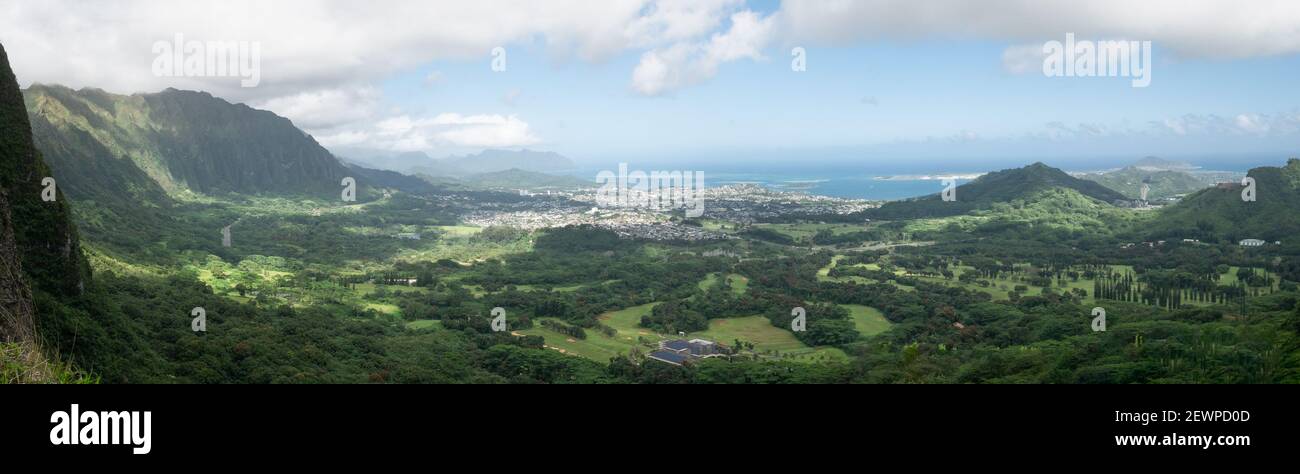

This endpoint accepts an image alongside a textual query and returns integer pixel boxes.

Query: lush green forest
[4,47,1298,384]
[35,199,1300,383]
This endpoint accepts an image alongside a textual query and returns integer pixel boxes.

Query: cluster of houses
[1120,239,1280,249]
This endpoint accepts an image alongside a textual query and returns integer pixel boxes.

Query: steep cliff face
[2,43,150,382]
[1,41,64,376]
[0,188,36,343]
[0,43,89,301]
[0,41,44,346]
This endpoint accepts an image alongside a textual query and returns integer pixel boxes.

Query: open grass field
[363,302,401,315]
[393,225,531,264]
[863,259,1279,307]
[354,283,429,295]
[1220,266,1283,290]
[518,303,851,363]
[753,223,875,242]
[900,263,1278,307]
[905,264,1127,304]
[842,304,891,337]
[817,254,883,283]
[599,303,662,342]
[817,256,1143,303]
[516,303,659,359]
[433,225,483,237]
[690,315,804,352]
[517,318,643,360]
[689,316,850,362]
[405,320,443,330]
[699,219,741,233]
[698,272,750,295]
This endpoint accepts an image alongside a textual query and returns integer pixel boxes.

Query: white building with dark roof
[647,338,725,366]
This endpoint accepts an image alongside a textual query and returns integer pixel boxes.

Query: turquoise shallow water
[568,167,976,201]
[709,173,973,201]
[564,156,1268,202]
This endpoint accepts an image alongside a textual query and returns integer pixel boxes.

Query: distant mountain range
[333,150,437,174]
[336,148,576,177]
[867,162,1130,219]
[461,168,592,190]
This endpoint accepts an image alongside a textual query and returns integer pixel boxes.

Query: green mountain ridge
[868,162,1130,219]
[25,84,351,197]
[23,84,440,248]
[1150,158,1300,244]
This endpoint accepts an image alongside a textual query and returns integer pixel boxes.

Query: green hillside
[1080,166,1209,200]
[869,162,1130,219]
[1149,159,1300,244]
[25,85,351,197]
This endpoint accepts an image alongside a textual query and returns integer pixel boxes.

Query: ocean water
[569,166,976,201]
[565,155,1284,202]
[707,172,973,201]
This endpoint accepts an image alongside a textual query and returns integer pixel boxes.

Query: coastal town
[458,183,877,241]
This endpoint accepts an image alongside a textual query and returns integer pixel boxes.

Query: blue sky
[5,0,1300,170]
[378,37,1300,169]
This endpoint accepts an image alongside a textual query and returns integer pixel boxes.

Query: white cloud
[7,1,1300,102]
[6,0,1300,153]
[1038,121,1115,140]
[1030,110,1300,141]
[314,130,371,148]
[336,113,539,152]
[251,86,380,130]
[0,0,771,151]
[779,0,1300,59]
[631,10,776,96]
[631,43,693,96]
[1153,111,1300,137]
[0,0,658,101]
[623,0,744,48]
[433,113,540,148]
